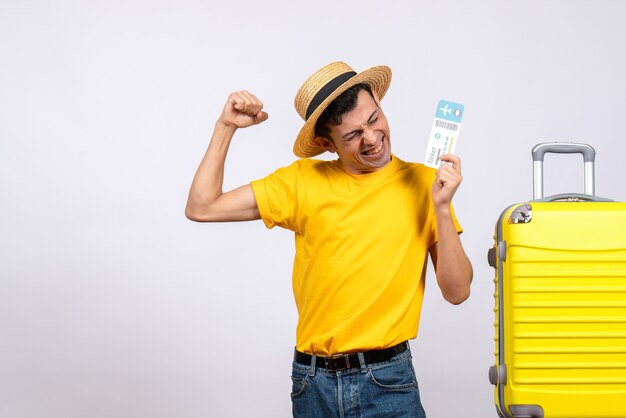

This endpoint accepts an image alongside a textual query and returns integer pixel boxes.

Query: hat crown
[294,61,355,121]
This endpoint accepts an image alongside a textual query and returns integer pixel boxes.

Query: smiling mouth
[362,140,384,156]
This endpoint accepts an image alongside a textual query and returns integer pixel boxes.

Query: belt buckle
[325,353,351,371]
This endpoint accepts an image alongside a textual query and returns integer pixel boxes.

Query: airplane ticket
[423,100,464,168]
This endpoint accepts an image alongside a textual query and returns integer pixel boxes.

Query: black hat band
[305,71,357,120]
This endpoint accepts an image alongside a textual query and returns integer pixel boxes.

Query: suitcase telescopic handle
[531,142,596,200]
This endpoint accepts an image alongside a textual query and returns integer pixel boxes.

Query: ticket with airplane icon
[423,99,464,169]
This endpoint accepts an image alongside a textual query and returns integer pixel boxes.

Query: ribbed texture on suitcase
[510,246,626,389]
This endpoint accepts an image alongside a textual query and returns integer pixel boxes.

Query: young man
[186,62,473,417]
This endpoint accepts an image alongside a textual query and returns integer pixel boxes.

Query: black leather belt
[294,341,408,371]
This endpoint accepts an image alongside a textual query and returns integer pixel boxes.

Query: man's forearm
[434,206,473,305]
[185,121,237,219]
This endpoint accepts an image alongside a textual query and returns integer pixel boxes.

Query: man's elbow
[185,204,209,222]
[441,273,473,305]
[441,261,473,305]
[443,286,471,305]
[185,208,200,222]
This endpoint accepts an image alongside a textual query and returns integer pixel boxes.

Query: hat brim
[293,66,392,158]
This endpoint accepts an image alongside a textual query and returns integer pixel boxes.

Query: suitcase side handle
[531,142,596,199]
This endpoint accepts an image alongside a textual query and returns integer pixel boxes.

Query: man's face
[318,89,392,174]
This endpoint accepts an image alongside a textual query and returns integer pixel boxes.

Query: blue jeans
[291,348,426,418]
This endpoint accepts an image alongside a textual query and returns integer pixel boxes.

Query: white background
[2,1,626,417]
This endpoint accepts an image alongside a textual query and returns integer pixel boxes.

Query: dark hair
[314,83,375,142]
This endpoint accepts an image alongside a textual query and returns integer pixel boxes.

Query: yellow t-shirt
[250,155,462,355]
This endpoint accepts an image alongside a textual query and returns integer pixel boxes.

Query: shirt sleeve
[250,161,301,232]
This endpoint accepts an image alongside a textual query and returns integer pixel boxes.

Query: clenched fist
[218,90,269,129]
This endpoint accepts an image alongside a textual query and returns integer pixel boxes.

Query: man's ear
[314,136,337,153]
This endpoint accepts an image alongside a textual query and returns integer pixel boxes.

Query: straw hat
[293,62,392,158]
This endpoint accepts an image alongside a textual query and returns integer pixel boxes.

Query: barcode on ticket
[434,119,459,131]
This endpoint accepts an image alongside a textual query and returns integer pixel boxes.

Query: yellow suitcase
[489,143,626,418]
